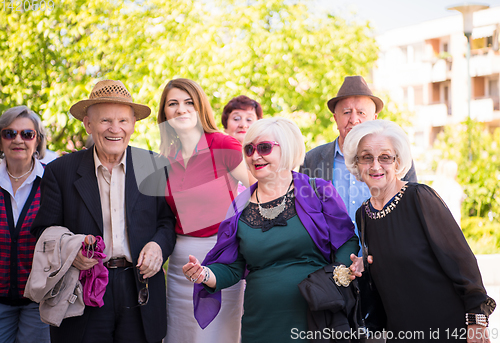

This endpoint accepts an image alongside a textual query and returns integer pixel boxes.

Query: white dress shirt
[93,148,132,262]
[0,158,44,225]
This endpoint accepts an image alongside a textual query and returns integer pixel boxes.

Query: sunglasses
[1,129,37,141]
[124,269,149,309]
[137,271,149,306]
[244,141,280,157]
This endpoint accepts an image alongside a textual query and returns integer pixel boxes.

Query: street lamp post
[447,3,489,161]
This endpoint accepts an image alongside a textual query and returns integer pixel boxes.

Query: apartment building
[372,6,500,152]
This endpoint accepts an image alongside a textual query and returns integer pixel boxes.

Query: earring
[33,151,40,159]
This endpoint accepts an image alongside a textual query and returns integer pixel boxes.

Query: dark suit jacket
[299,139,418,183]
[31,146,176,343]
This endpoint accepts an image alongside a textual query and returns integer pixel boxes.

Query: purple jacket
[193,171,355,328]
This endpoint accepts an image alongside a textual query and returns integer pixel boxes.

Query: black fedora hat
[327,76,384,114]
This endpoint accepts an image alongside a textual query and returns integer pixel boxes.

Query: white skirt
[166,235,244,343]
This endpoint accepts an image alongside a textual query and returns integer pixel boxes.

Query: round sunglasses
[244,141,280,157]
[1,129,37,141]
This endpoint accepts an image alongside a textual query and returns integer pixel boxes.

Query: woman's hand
[467,325,490,343]
[183,255,217,288]
[349,253,373,280]
[182,255,204,283]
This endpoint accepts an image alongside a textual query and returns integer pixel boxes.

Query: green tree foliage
[434,120,500,220]
[1,0,381,152]
[433,120,500,253]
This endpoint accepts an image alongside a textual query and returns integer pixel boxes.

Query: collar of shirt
[331,137,370,247]
[170,132,215,162]
[333,137,343,159]
[0,158,44,196]
[93,146,127,178]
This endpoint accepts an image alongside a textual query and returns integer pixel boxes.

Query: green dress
[208,190,358,343]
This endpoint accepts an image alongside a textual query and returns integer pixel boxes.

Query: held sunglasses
[124,268,149,309]
[1,129,37,141]
[244,141,280,157]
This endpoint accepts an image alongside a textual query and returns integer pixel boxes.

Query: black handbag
[299,261,364,343]
[297,178,365,342]
[357,205,387,333]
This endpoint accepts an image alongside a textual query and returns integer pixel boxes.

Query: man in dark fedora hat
[300,76,417,239]
[31,80,176,343]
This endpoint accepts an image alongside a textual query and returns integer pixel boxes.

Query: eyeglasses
[1,129,37,141]
[356,154,397,165]
[244,141,280,157]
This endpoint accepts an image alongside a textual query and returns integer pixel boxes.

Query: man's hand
[72,249,99,270]
[137,242,163,279]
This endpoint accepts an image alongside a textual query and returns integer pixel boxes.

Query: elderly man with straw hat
[300,76,417,240]
[31,80,176,343]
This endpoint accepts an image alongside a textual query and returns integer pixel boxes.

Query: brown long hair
[157,78,218,155]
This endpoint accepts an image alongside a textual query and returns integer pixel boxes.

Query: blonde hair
[157,78,218,154]
[343,120,412,181]
[243,117,305,171]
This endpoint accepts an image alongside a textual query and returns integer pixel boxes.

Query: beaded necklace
[363,184,408,220]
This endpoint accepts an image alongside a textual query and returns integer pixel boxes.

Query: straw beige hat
[69,80,151,121]
[327,76,384,114]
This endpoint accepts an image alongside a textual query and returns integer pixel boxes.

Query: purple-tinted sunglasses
[244,141,280,157]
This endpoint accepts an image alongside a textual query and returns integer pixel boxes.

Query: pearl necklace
[7,160,34,182]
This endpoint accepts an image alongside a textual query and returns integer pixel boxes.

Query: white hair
[243,117,305,171]
[343,120,412,181]
[0,106,47,160]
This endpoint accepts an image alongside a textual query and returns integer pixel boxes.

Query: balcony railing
[471,98,495,121]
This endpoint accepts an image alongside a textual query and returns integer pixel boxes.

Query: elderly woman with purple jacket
[182,117,359,343]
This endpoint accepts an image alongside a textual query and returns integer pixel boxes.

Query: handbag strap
[359,202,368,262]
[308,177,320,198]
[359,202,375,286]
[308,177,335,262]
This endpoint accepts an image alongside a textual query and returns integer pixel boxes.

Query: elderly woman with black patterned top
[346,119,495,343]
[183,117,359,343]
[0,106,49,343]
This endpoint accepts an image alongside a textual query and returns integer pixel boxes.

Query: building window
[489,78,499,110]
[473,77,486,98]
[432,83,440,103]
[472,36,493,50]
[444,86,451,115]
[414,86,424,106]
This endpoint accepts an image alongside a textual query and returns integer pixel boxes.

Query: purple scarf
[193,171,354,328]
